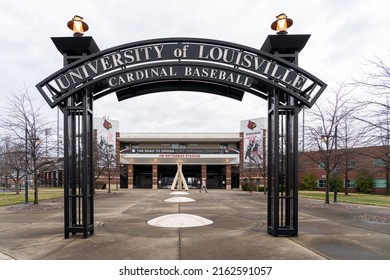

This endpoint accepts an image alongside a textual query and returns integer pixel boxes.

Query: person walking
[200,179,208,193]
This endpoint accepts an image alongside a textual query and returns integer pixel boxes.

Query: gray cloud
[0,0,389,133]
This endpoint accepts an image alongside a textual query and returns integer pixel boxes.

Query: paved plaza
[0,189,389,260]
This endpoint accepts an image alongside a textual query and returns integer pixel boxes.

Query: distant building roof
[119,132,242,142]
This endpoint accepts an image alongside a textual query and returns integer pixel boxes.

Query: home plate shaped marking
[165,197,195,203]
[147,214,213,228]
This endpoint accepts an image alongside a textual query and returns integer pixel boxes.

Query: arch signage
[37,36,326,239]
[37,38,325,109]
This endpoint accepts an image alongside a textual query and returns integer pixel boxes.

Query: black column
[262,34,310,237]
[52,37,99,239]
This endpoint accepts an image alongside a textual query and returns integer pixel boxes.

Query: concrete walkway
[0,189,389,260]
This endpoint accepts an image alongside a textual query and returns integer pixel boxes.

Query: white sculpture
[170,160,189,191]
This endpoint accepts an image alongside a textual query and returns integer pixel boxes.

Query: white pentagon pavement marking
[164,197,195,203]
[147,214,213,228]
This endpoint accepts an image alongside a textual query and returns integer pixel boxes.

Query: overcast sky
[0,0,389,133]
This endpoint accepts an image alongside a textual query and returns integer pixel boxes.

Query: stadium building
[92,116,267,190]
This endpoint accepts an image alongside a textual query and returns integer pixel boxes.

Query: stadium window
[347,179,356,188]
[373,179,386,189]
[179,143,187,149]
[220,143,228,149]
[318,179,326,188]
[373,158,386,167]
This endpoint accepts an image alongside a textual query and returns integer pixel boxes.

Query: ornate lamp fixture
[271,13,293,35]
[67,15,89,37]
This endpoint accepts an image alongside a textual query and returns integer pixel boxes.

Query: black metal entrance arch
[37,36,326,238]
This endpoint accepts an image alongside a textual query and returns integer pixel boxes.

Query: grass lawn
[299,191,390,207]
[2,188,389,208]
[0,187,64,207]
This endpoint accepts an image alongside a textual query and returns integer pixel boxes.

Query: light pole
[45,128,50,157]
[333,125,338,203]
[56,107,59,187]
[25,125,28,204]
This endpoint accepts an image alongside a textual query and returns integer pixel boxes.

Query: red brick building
[298,146,390,194]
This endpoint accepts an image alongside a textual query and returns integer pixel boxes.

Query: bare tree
[336,86,368,195]
[94,143,107,188]
[338,116,365,195]
[354,54,390,195]
[0,137,25,194]
[94,135,117,192]
[353,100,390,195]
[303,82,362,203]
[355,54,390,97]
[240,161,259,192]
[104,146,117,193]
[0,139,11,190]
[2,87,54,204]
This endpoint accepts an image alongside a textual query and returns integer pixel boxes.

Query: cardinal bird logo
[247,120,257,130]
[103,119,112,130]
